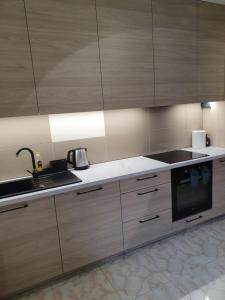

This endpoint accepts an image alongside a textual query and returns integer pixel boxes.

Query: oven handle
[185,215,202,223]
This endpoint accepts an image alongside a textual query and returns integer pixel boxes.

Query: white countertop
[1,146,225,208]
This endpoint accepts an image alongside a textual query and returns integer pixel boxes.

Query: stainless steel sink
[0,171,82,199]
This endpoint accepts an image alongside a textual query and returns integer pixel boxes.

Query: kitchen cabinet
[153,0,198,106]
[55,182,123,272]
[96,0,155,109]
[120,172,172,250]
[0,197,62,298]
[0,0,38,117]
[121,183,171,222]
[120,171,171,194]
[172,210,212,232]
[123,209,172,249]
[197,1,225,102]
[25,0,103,114]
[212,159,225,217]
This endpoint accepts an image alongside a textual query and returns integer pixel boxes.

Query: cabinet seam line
[94,0,105,111]
[23,0,40,114]
[53,198,64,274]
[150,0,156,106]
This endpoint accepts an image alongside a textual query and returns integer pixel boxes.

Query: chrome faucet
[16,147,38,178]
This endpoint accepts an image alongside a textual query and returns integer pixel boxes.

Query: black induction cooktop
[145,150,209,164]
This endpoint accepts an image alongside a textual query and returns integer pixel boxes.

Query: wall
[203,101,225,147]
[0,103,202,181]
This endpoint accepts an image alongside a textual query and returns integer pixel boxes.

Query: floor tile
[52,267,121,300]
[13,217,225,300]
[14,286,55,300]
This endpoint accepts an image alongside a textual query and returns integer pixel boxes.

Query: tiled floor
[14,217,225,300]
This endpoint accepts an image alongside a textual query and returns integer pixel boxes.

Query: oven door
[172,161,212,222]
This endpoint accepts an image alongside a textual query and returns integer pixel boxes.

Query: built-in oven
[172,161,212,222]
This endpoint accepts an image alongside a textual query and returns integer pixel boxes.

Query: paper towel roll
[192,130,206,149]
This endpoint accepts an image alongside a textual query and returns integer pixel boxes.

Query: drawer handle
[137,188,158,196]
[220,159,225,163]
[186,215,202,223]
[77,187,103,195]
[137,175,158,181]
[139,215,160,224]
[0,204,28,214]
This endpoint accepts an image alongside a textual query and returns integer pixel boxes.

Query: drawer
[120,171,171,194]
[213,158,225,170]
[121,183,171,222]
[123,209,172,250]
[172,210,212,232]
[213,161,225,217]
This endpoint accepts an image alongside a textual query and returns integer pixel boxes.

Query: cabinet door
[213,159,225,217]
[0,0,38,117]
[0,197,62,298]
[55,182,123,272]
[153,0,198,106]
[96,0,154,109]
[197,1,225,102]
[25,0,103,114]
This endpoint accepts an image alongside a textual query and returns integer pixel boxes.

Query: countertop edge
[1,146,225,208]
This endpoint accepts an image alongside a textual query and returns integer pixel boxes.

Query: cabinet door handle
[137,175,158,181]
[186,215,202,223]
[77,187,103,195]
[0,204,28,214]
[137,188,158,196]
[139,215,160,224]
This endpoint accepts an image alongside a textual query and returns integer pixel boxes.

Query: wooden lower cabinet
[123,209,172,250]
[212,159,225,217]
[55,182,123,272]
[172,210,212,232]
[120,171,171,194]
[0,197,62,298]
[121,183,171,222]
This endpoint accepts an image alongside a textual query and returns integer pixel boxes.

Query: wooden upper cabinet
[0,0,38,117]
[0,197,62,298]
[197,1,225,102]
[25,0,103,114]
[96,0,155,109]
[153,0,198,106]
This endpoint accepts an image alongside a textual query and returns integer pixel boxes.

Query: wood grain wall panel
[197,1,225,102]
[153,0,198,106]
[25,0,103,114]
[0,0,38,117]
[0,197,62,298]
[96,0,155,109]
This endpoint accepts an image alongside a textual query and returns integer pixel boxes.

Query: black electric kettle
[67,148,89,170]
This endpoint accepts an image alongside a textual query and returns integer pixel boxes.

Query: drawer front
[120,171,171,194]
[213,162,225,217]
[213,158,225,170]
[123,209,172,250]
[121,183,171,222]
[172,210,212,232]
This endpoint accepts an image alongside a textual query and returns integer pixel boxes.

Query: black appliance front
[172,161,212,222]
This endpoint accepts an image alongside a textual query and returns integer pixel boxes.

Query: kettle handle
[67,150,74,164]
